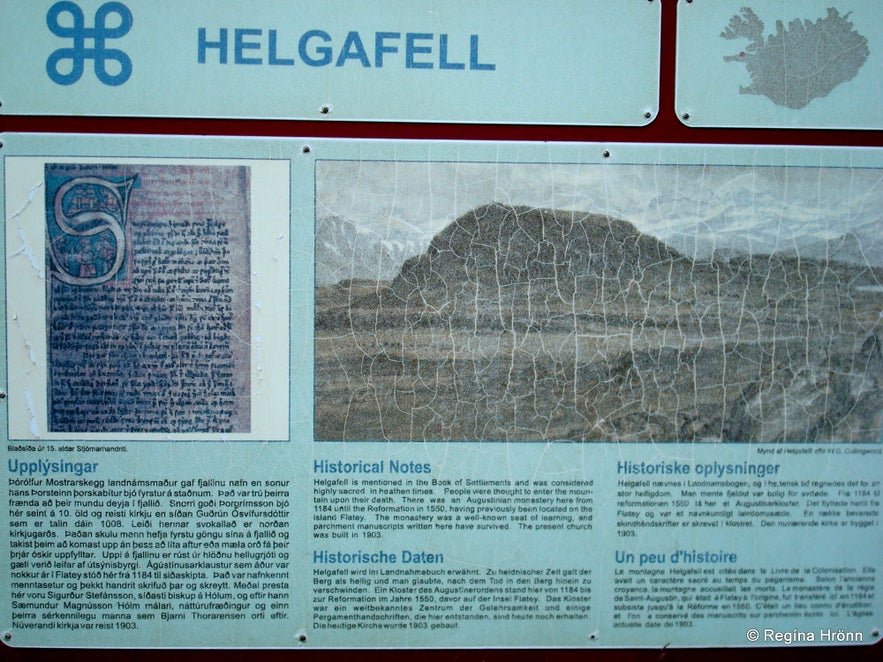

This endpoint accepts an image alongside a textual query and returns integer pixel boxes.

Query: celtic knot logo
[46,1,133,86]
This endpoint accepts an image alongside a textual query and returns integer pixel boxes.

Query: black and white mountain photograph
[315,160,883,442]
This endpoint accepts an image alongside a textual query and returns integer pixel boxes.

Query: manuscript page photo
[1,135,882,649]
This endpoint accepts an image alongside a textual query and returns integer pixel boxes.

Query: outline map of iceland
[721,7,869,110]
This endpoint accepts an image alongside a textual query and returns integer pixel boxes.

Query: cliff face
[721,7,869,110]
[389,203,695,312]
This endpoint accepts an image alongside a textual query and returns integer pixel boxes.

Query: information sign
[2,134,882,648]
[0,1,660,125]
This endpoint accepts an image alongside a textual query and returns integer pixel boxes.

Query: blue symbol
[46,1,133,86]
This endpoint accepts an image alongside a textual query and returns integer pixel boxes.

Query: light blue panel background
[677,0,882,129]
[2,135,882,648]
[0,1,660,125]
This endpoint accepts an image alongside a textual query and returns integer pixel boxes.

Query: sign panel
[676,0,882,129]
[0,1,660,125]
[2,134,883,648]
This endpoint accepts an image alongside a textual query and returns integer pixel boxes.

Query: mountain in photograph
[315,203,883,443]
[641,184,881,264]
[386,204,703,319]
